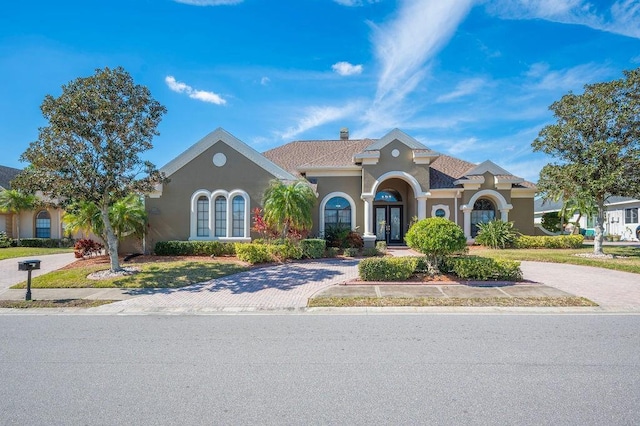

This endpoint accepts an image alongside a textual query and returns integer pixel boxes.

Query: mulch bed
[59,254,245,270]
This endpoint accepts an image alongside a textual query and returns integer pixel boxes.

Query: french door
[375,205,403,245]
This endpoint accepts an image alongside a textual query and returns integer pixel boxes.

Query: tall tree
[262,180,316,239]
[532,67,640,255]
[14,67,166,271]
[0,189,37,245]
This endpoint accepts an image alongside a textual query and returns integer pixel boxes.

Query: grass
[308,296,597,308]
[0,299,115,309]
[11,260,248,289]
[472,245,640,274]
[0,247,74,260]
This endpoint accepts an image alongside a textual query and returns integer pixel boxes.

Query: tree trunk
[15,214,21,246]
[593,199,606,256]
[100,206,121,272]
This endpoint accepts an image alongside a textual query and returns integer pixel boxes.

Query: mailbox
[18,260,41,271]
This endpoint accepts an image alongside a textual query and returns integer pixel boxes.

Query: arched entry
[470,198,495,237]
[374,189,403,244]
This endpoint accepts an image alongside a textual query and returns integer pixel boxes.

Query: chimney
[340,127,349,140]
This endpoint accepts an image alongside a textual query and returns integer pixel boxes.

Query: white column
[417,195,428,220]
[500,208,509,222]
[362,195,374,237]
[462,206,472,239]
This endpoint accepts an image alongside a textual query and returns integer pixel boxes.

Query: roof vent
[340,127,349,140]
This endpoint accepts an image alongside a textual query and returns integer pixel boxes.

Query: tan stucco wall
[362,140,429,194]
[312,176,362,236]
[510,197,535,235]
[426,198,459,225]
[145,141,278,249]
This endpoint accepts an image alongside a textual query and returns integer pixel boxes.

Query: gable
[160,128,296,181]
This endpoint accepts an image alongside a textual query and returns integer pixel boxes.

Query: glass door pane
[375,207,386,240]
[389,207,402,243]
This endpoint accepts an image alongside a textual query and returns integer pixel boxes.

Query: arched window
[196,196,209,237]
[471,198,495,237]
[324,196,351,230]
[374,189,402,202]
[35,210,51,238]
[232,195,245,237]
[214,196,227,237]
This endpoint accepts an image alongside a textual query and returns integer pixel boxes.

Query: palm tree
[263,180,316,239]
[63,200,104,239]
[0,189,37,245]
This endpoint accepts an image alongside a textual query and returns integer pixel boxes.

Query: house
[144,127,536,250]
[0,165,67,240]
[534,197,640,241]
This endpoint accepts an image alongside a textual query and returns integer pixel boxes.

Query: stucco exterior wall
[510,197,535,235]
[427,198,457,224]
[145,141,277,249]
[362,140,429,194]
[312,175,362,236]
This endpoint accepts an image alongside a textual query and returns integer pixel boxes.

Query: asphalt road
[1,314,639,425]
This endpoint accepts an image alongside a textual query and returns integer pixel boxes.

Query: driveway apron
[520,261,640,311]
[0,253,77,293]
[94,259,360,312]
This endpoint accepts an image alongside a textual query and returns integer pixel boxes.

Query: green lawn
[308,296,597,307]
[0,247,74,260]
[11,260,248,289]
[473,245,640,274]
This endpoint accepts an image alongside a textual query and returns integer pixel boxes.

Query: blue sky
[1,0,639,182]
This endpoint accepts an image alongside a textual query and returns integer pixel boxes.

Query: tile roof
[0,165,21,190]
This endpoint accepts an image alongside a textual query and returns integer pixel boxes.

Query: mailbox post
[18,260,41,301]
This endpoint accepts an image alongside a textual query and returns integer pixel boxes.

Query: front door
[375,206,403,245]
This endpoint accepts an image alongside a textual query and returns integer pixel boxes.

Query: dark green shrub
[475,220,519,249]
[442,256,523,281]
[17,238,74,248]
[300,239,326,259]
[405,217,467,272]
[359,257,419,281]
[541,211,562,233]
[267,240,304,262]
[514,235,583,249]
[0,231,12,248]
[343,247,359,257]
[234,243,272,264]
[154,240,235,256]
[324,225,350,248]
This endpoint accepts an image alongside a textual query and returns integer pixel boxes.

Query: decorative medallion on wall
[391,149,400,158]
[212,153,227,167]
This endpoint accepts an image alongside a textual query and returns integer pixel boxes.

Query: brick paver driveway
[94,259,359,313]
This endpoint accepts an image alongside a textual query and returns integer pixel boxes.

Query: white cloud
[332,61,364,76]
[371,0,474,104]
[486,0,640,39]
[333,0,380,6]
[279,102,361,140]
[525,62,612,91]
[164,76,226,105]
[260,76,270,85]
[173,0,243,5]
[436,77,486,102]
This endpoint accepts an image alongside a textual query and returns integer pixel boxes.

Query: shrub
[362,247,379,257]
[343,247,359,257]
[74,239,104,258]
[324,225,350,248]
[300,239,326,259]
[359,257,419,281]
[405,217,467,272]
[541,211,562,233]
[267,240,304,262]
[234,243,272,264]
[375,241,387,254]
[325,247,340,258]
[475,220,519,249]
[442,256,523,281]
[514,234,584,249]
[154,241,235,256]
[16,238,74,248]
[346,231,364,249]
[0,231,11,248]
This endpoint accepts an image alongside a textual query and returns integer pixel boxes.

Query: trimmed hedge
[343,247,359,257]
[441,256,523,281]
[267,242,303,262]
[154,240,236,256]
[234,243,272,264]
[300,239,326,259]
[514,234,584,249]
[16,238,74,248]
[359,257,419,281]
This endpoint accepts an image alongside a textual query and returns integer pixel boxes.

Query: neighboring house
[0,164,66,240]
[534,197,640,241]
[145,127,536,250]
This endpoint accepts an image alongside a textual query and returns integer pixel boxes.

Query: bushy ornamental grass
[475,220,519,249]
